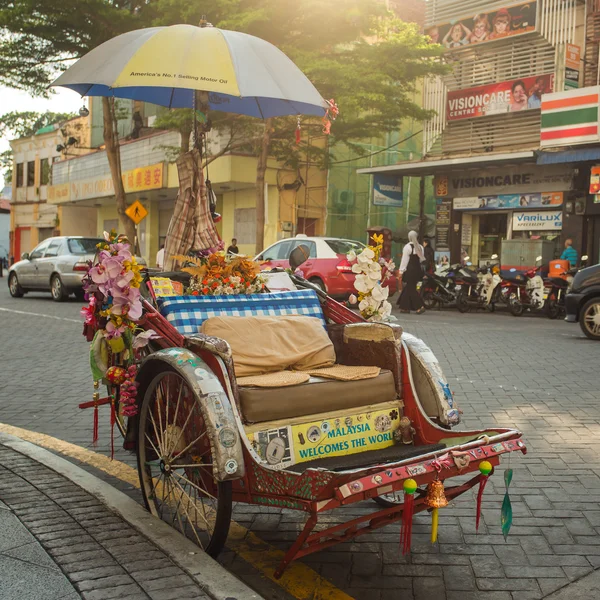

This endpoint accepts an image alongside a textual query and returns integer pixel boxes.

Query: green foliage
[0,1,146,95]
[0,150,13,184]
[0,111,77,139]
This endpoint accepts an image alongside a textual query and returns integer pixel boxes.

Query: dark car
[565,263,600,340]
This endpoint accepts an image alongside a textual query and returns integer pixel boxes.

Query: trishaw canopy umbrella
[51,24,329,118]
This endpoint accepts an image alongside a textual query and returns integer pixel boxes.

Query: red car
[255,235,398,299]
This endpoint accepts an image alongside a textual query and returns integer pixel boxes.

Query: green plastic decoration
[501,468,513,540]
[90,331,109,381]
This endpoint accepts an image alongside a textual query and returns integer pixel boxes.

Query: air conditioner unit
[333,189,355,209]
[281,221,293,232]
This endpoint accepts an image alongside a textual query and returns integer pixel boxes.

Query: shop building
[358,0,596,268]
[48,100,327,263]
[9,116,92,261]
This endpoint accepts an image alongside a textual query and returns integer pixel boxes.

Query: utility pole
[418,176,426,239]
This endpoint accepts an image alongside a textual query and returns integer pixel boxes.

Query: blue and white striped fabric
[158,290,325,335]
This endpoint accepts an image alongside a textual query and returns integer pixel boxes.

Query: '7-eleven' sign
[541,86,600,147]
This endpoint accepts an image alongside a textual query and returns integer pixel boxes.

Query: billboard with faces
[426,1,538,50]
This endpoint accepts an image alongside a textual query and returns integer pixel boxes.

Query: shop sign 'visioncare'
[435,165,573,198]
[447,73,554,121]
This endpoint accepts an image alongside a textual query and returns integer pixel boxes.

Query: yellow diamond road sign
[125,200,148,225]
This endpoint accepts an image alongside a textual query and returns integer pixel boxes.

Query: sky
[0,85,86,190]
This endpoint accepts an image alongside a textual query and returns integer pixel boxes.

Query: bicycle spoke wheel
[137,367,232,557]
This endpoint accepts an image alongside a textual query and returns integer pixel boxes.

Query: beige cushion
[238,369,397,423]
[237,371,310,388]
[200,315,336,377]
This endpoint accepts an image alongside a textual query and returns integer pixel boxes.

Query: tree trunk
[102,97,136,245]
[180,125,192,154]
[255,118,273,254]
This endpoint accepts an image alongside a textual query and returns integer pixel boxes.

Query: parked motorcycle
[502,256,545,316]
[543,255,588,319]
[420,265,460,309]
[455,255,501,313]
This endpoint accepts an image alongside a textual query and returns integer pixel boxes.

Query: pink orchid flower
[105,320,126,339]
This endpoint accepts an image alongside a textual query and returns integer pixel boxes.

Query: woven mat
[237,371,310,388]
[302,365,381,381]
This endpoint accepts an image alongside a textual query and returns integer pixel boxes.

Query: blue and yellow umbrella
[52,24,329,118]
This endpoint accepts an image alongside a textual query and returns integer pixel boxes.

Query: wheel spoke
[147,472,165,501]
[168,379,185,454]
[145,433,162,461]
[175,430,207,460]
[170,398,197,457]
[172,470,217,501]
[149,408,165,457]
[155,377,167,457]
[170,477,208,547]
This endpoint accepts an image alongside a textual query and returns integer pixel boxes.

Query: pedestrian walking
[396,230,426,314]
[423,238,435,273]
[156,243,165,269]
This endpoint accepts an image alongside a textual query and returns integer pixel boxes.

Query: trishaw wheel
[137,366,232,557]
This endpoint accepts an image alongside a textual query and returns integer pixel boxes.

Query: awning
[356,151,536,177]
[536,147,600,165]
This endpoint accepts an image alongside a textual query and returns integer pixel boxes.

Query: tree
[0,1,151,242]
[1,0,446,253]
[221,0,447,251]
[0,110,77,184]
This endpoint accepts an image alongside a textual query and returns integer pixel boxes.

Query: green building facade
[326,126,435,264]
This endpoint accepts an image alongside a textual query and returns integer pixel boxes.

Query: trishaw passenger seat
[157,289,325,335]
[239,370,397,423]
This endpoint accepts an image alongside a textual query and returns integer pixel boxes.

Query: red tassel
[92,404,99,446]
[476,476,488,532]
[295,127,301,145]
[400,479,417,554]
[110,399,116,460]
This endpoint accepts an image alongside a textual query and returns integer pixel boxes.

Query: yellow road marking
[0,423,354,600]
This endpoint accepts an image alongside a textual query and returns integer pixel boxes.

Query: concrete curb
[0,431,263,600]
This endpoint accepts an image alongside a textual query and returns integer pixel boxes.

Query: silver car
[9,236,103,301]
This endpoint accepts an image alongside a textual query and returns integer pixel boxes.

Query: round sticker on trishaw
[320,421,331,433]
[374,414,392,433]
[266,437,287,465]
[219,427,237,448]
[224,459,238,475]
[307,426,321,443]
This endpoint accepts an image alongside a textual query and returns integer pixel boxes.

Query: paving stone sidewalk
[0,444,211,600]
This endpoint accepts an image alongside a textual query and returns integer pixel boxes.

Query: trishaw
[82,236,526,578]
[58,20,525,580]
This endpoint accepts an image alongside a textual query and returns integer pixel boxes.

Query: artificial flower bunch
[174,252,266,296]
[82,230,143,352]
[347,234,396,321]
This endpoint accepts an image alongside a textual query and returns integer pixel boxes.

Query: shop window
[234,208,257,246]
[16,163,24,188]
[40,159,50,186]
[27,161,35,187]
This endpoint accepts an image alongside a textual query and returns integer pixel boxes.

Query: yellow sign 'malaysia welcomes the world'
[125,200,148,225]
[246,401,401,471]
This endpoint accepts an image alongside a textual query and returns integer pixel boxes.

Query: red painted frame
[134,296,526,578]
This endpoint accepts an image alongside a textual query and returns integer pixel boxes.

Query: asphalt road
[1,281,600,600]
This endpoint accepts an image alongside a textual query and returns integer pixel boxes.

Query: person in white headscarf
[397,230,426,313]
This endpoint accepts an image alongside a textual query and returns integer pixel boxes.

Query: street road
[1,283,599,600]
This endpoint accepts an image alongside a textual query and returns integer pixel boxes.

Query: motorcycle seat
[500,270,526,283]
[548,277,568,287]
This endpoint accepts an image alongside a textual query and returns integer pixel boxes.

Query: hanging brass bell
[424,479,448,509]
